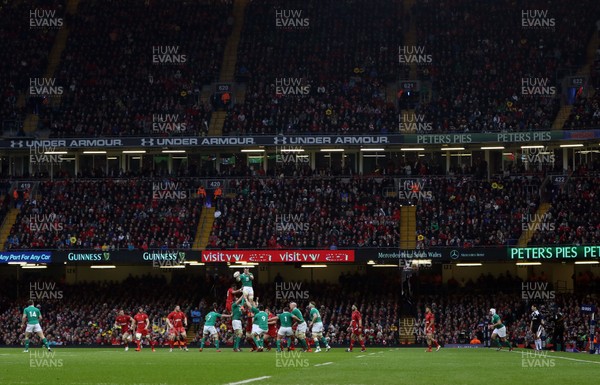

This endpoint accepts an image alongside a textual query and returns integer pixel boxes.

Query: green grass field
[1,346,599,385]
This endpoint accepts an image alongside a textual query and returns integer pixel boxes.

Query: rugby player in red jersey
[425,306,441,352]
[263,306,278,351]
[114,310,135,351]
[347,305,366,352]
[226,283,242,313]
[133,307,156,352]
[167,305,189,352]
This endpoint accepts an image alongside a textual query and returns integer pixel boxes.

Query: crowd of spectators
[206,174,540,250]
[529,175,600,246]
[223,0,400,135]
[409,0,600,133]
[0,0,65,135]
[563,22,600,130]
[5,178,202,250]
[416,175,543,247]
[5,1,600,138]
[38,0,232,137]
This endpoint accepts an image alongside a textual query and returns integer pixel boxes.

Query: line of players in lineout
[20,268,535,353]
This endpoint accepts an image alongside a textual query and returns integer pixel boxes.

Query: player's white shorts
[278,326,294,336]
[296,322,307,333]
[493,326,507,338]
[232,320,242,331]
[534,325,545,337]
[242,286,254,297]
[312,322,324,333]
[25,324,42,334]
[203,325,217,336]
[251,324,266,335]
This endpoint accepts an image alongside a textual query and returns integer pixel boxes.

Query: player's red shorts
[170,326,186,335]
[352,328,362,336]
[268,328,277,339]
[120,327,131,335]
[136,328,149,337]
[426,327,435,334]
[226,301,233,312]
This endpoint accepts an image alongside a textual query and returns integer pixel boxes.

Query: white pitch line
[314,362,333,367]
[227,376,272,385]
[507,349,600,365]
[551,355,600,365]
[369,352,376,355]
[356,355,365,358]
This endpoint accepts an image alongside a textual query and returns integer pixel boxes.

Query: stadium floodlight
[559,144,583,148]
[320,148,345,152]
[574,261,599,265]
[90,265,117,269]
[83,151,107,154]
[481,146,505,150]
[240,149,265,153]
[360,148,385,152]
[279,148,305,153]
[411,259,432,265]
[43,151,68,155]
[400,148,425,151]
[8,262,27,265]
[301,264,328,268]
[161,149,186,153]
[228,263,258,268]
[159,265,185,269]
[440,147,465,151]
[516,262,542,266]
[185,261,205,266]
[456,263,482,267]
[122,150,146,154]
[367,260,376,265]
[21,264,47,269]
[372,264,399,268]
[520,145,544,149]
